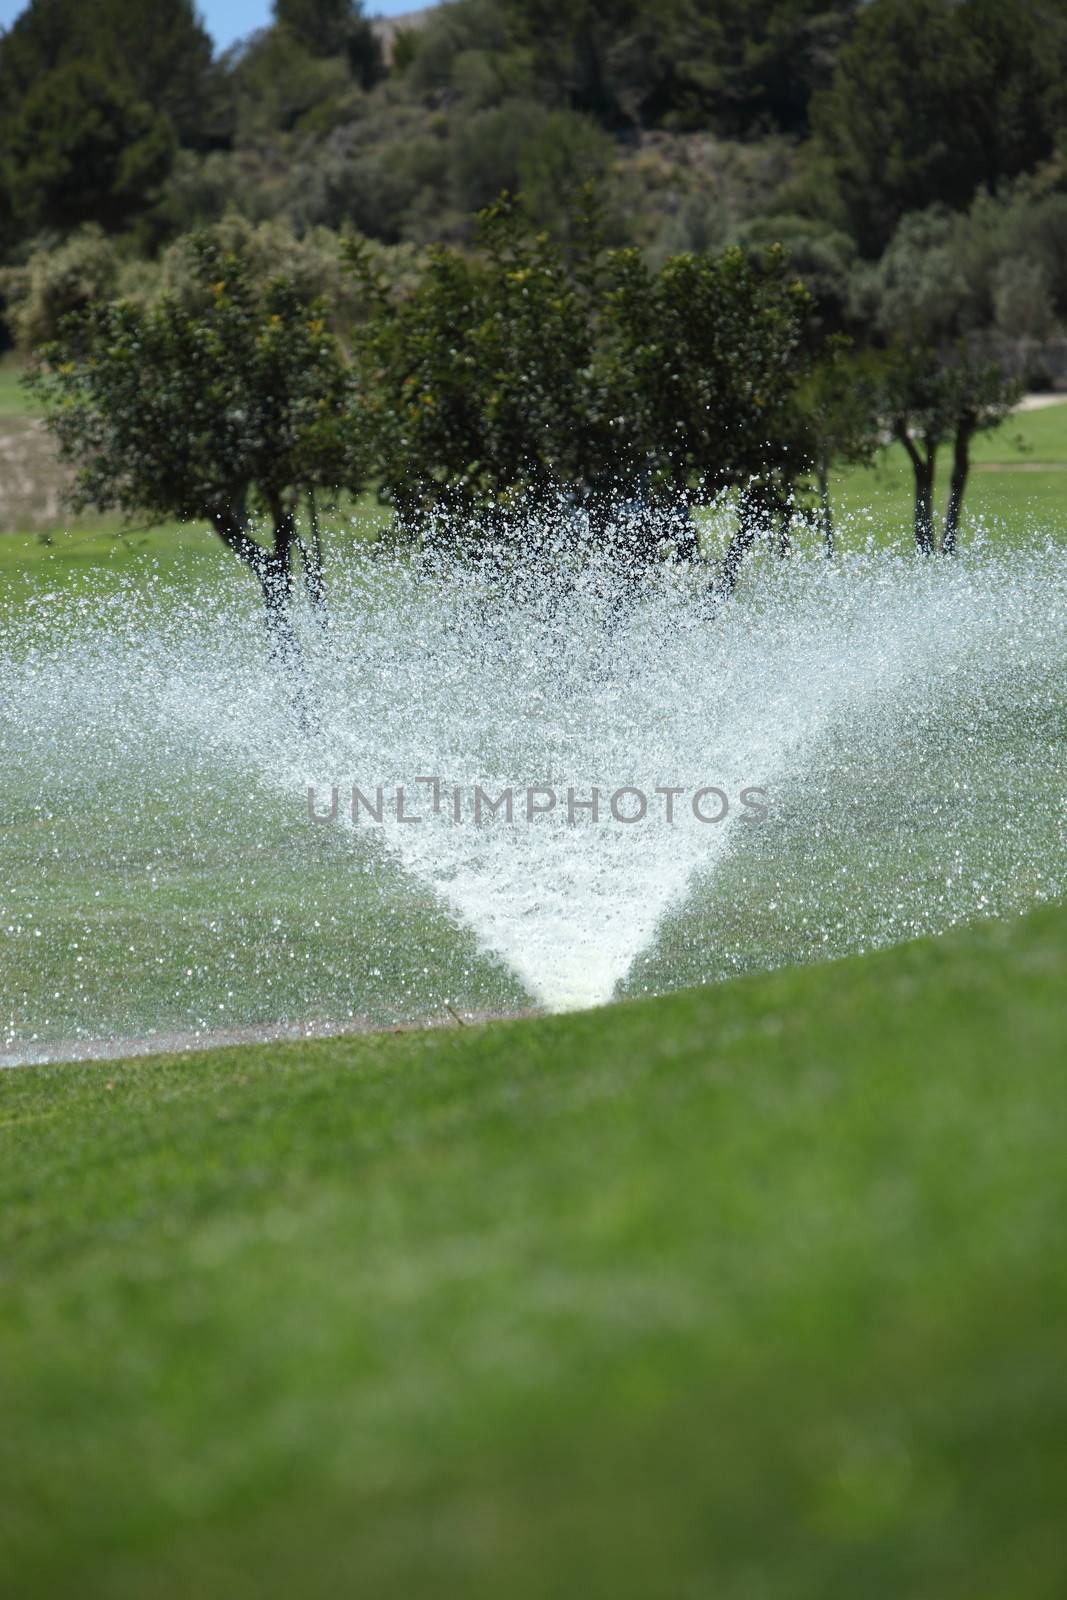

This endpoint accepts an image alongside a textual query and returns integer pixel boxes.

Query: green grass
[0,498,394,608]
[0,359,41,418]
[2,901,1066,1598]
[0,519,234,605]
[3,414,1064,1050]
[827,399,1067,548]
[973,401,1067,463]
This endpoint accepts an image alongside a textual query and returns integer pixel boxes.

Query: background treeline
[3,0,1067,283]
[6,0,1067,594]
[28,194,1020,645]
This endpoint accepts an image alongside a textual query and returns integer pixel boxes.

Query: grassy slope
[2,901,1067,1599]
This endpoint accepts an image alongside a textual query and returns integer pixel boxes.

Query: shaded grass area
[2,901,1066,1598]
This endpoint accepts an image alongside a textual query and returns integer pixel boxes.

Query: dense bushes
[29,203,827,629]
[4,0,1066,338]
[33,199,1015,594]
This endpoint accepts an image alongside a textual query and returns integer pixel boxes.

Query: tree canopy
[29,232,358,641]
[811,0,1067,254]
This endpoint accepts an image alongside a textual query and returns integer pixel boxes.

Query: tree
[349,195,609,540]
[849,203,1021,552]
[226,28,351,140]
[659,0,860,136]
[811,0,1067,254]
[273,0,383,84]
[741,213,858,338]
[3,62,175,234]
[0,0,215,150]
[601,240,812,587]
[351,195,814,587]
[877,348,1018,554]
[517,110,616,240]
[29,234,360,656]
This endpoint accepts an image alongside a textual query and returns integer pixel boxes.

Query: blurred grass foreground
[2,901,1067,1598]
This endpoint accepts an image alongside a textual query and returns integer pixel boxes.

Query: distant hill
[371,6,434,62]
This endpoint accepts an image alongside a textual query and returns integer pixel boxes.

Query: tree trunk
[915,457,936,555]
[211,499,315,729]
[817,461,834,556]
[212,501,296,655]
[299,489,330,625]
[942,422,971,556]
[714,486,773,600]
[896,428,936,555]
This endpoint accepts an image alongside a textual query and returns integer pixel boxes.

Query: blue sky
[0,0,435,52]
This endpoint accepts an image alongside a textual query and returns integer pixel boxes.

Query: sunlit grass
[2,901,1066,1598]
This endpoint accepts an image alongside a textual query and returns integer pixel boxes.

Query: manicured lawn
[0,500,394,609]
[826,399,1067,550]
[972,400,1067,463]
[2,901,1066,1598]
[3,418,1064,1053]
[0,519,232,606]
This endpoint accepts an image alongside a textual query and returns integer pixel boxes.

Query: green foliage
[846,183,1067,367]
[605,240,812,499]
[0,226,122,353]
[991,258,1054,345]
[2,62,175,235]
[350,195,813,547]
[412,0,857,136]
[0,0,214,137]
[227,28,352,139]
[946,179,1067,331]
[350,196,606,529]
[812,0,1067,254]
[449,101,555,215]
[789,338,882,523]
[159,215,421,334]
[0,0,215,234]
[1,0,1063,293]
[272,0,383,85]
[276,0,359,54]
[517,110,617,238]
[740,213,858,338]
[29,235,359,535]
[850,207,979,347]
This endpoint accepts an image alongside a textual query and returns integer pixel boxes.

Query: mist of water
[2,527,1065,1059]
